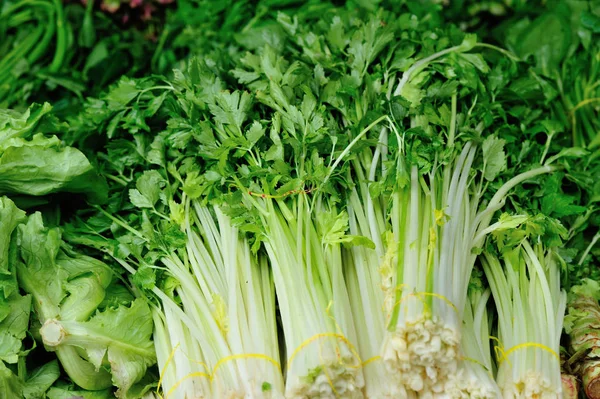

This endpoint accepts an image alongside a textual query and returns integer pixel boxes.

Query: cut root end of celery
[286,362,365,399]
[382,319,460,393]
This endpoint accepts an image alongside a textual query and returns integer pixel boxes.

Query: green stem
[0,27,45,94]
[0,25,44,72]
[321,115,390,189]
[27,9,56,64]
[6,9,36,27]
[48,0,66,73]
[578,230,600,267]
[486,165,556,212]
[2,0,54,16]
[93,205,146,240]
[55,346,113,390]
[448,94,457,147]
[151,26,170,70]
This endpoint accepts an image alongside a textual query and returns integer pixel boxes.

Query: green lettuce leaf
[16,213,155,397]
[0,196,26,298]
[0,362,23,399]
[0,104,108,204]
[23,360,61,399]
[0,103,55,147]
[0,135,108,204]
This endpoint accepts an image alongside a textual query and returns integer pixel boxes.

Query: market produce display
[1,0,600,398]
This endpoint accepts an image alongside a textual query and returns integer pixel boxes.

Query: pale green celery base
[498,371,562,399]
[446,361,501,399]
[285,361,365,399]
[382,318,460,394]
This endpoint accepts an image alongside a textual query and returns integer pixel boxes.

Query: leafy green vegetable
[16,213,155,398]
[0,196,30,398]
[0,0,168,110]
[0,361,23,398]
[6,1,597,398]
[47,380,114,399]
[22,360,61,399]
[482,238,566,397]
[0,104,108,203]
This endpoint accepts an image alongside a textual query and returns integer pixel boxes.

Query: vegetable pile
[1,0,600,398]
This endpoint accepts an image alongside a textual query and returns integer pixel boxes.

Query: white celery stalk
[382,161,463,395]
[343,130,407,398]
[188,202,283,397]
[153,303,211,399]
[449,284,501,398]
[482,240,566,398]
[381,137,554,396]
[145,199,284,399]
[246,193,364,398]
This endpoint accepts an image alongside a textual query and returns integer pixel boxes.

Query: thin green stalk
[48,0,66,72]
[27,9,56,64]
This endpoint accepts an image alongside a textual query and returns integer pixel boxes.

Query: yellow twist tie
[491,335,560,369]
[287,332,362,367]
[362,356,382,368]
[388,289,459,323]
[459,355,494,379]
[156,344,281,399]
[287,327,363,398]
[490,336,511,368]
[156,343,183,398]
[286,332,383,397]
[164,372,210,399]
[498,342,560,364]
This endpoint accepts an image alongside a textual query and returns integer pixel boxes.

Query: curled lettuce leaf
[16,213,155,398]
[0,104,108,204]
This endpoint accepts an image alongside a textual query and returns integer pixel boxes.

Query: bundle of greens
[452,276,499,398]
[0,0,67,106]
[2,0,600,398]
[129,200,283,398]
[1,0,169,111]
[482,227,566,397]
[59,54,292,396]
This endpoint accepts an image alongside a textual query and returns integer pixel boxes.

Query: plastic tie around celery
[157,343,282,399]
[284,331,381,398]
[492,338,560,365]
[492,336,562,397]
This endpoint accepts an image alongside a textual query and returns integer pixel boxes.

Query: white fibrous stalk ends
[483,241,565,399]
[255,195,365,399]
[447,285,501,398]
